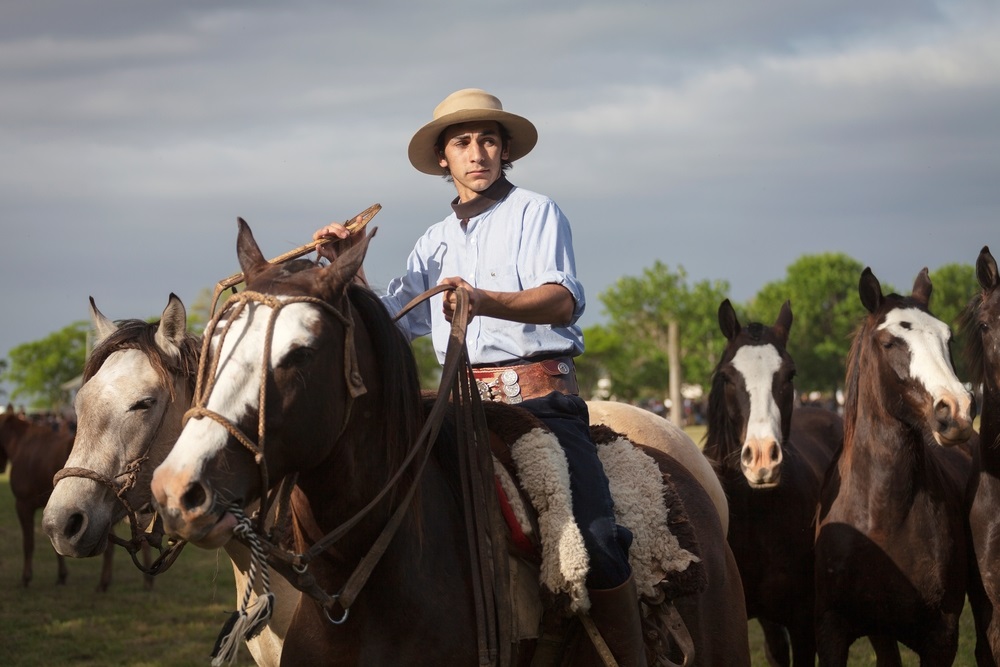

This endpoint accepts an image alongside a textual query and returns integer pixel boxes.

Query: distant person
[314,88,646,665]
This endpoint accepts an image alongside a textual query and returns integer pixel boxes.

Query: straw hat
[408,88,538,175]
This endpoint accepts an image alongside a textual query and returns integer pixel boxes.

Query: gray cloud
[2,0,998,399]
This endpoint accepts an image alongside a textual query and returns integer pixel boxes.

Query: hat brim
[408,109,537,175]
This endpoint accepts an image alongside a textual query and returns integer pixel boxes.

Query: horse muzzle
[740,437,783,488]
[150,466,237,548]
[42,482,114,558]
[931,393,975,447]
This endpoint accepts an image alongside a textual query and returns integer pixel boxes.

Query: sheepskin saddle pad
[480,401,705,615]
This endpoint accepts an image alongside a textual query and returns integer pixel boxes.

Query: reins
[191,271,510,665]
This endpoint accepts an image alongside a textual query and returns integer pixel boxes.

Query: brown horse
[962,244,1000,666]
[0,410,113,589]
[151,219,750,666]
[814,267,975,666]
[703,299,842,666]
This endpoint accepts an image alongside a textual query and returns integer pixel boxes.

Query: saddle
[478,402,707,655]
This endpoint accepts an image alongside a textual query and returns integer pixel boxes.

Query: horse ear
[718,299,740,341]
[89,297,119,344]
[977,245,999,291]
[911,267,932,306]
[236,217,268,280]
[155,293,188,357]
[858,267,883,314]
[774,300,793,345]
[320,228,377,297]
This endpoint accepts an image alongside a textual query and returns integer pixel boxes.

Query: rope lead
[211,505,274,666]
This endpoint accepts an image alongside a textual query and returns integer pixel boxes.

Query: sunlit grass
[0,473,255,666]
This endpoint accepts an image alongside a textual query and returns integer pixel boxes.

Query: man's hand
[439,277,481,323]
[312,212,367,262]
[437,278,575,326]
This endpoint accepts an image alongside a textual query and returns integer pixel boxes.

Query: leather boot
[586,574,649,667]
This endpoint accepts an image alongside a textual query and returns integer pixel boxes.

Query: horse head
[708,298,795,487]
[962,245,1000,393]
[151,218,385,547]
[847,267,974,448]
[42,295,198,558]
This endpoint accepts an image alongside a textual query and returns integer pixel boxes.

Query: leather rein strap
[197,279,510,665]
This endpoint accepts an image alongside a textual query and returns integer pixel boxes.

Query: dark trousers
[519,391,633,589]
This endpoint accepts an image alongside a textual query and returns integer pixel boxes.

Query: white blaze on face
[731,344,783,445]
[161,300,322,475]
[878,307,968,403]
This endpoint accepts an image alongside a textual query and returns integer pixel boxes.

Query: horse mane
[841,291,921,447]
[959,294,985,388]
[344,284,424,487]
[82,319,201,402]
[841,318,868,450]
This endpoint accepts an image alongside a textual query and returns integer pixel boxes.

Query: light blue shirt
[380,185,586,365]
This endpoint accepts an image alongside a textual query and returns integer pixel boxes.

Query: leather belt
[472,357,579,405]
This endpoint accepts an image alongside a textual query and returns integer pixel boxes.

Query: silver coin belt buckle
[477,369,523,405]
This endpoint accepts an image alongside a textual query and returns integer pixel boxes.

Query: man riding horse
[314,88,646,666]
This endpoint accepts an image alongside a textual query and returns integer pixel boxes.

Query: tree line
[0,253,979,411]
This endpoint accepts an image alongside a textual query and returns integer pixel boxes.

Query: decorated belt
[472,357,579,405]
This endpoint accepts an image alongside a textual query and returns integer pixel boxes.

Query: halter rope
[210,504,274,666]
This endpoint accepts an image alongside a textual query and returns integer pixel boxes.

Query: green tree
[2,321,89,410]
[746,253,867,394]
[590,261,729,405]
[928,262,978,380]
[411,336,442,391]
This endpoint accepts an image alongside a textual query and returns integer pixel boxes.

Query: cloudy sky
[2,1,998,396]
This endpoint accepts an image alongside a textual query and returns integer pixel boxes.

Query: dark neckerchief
[451,176,515,221]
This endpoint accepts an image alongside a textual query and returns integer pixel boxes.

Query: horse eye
[280,346,315,368]
[128,398,156,412]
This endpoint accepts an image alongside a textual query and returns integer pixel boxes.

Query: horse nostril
[769,443,781,463]
[935,399,953,428]
[181,482,208,512]
[65,512,85,539]
[741,446,754,467]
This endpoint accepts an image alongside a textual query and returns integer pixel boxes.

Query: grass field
[0,427,981,666]
[0,473,255,666]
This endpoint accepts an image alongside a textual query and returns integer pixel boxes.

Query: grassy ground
[0,428,980,665]
[0,473,255,666]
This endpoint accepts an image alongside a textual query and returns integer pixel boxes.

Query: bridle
[186,280,512,665]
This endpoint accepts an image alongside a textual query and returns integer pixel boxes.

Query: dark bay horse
[40,294,295,667]
[703,299,842,666]
[814,267,975,666]
[150,219,750,666]
[962,244,1000,666]
[0,410,113,589]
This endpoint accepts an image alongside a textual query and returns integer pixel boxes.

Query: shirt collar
[451,175,515,220]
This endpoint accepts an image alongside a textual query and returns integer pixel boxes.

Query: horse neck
[979,370,1000,472]
[840,383,924,519]
[703,381,744,467]
[0,417,29,460]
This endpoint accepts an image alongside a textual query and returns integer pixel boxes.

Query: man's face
[438,120,509,202]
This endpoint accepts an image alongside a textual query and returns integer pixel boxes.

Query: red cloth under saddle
[494,477,537,557]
